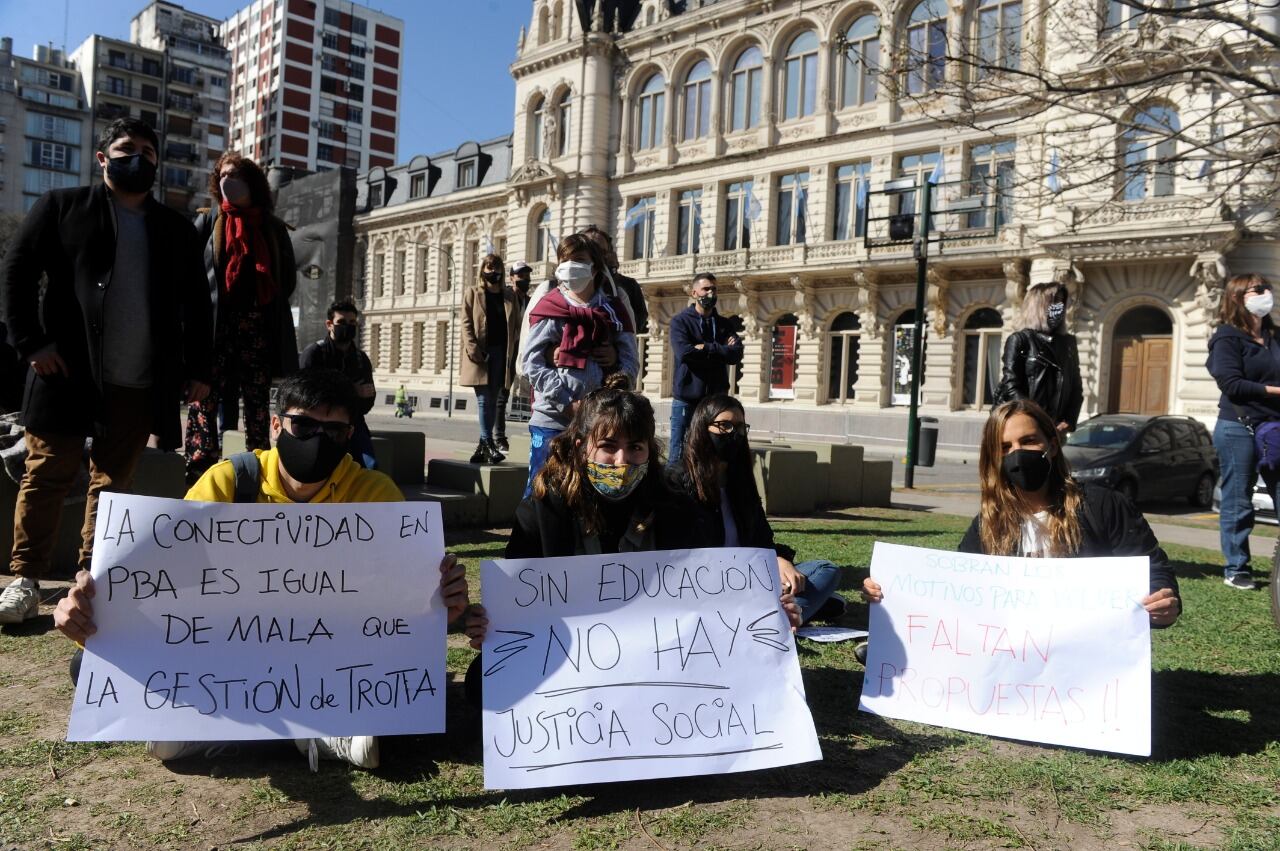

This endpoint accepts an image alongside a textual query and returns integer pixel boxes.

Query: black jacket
[0,184,212,447]
[192,207,299,379]
[994,328,1082,428]
[669,304,744,403]
[666,467,796,561]
[1205,323,1280,423]
[958,485,1180,623]
[299,337,375,420]
[506,475,701,558]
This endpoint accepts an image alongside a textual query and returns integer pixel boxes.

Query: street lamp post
[904,181,933,490]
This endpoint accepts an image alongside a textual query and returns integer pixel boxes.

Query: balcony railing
[166,95,203,114]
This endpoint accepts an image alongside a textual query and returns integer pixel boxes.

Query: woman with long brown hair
[863,400,1181,627]
[460,252,521,464]
[1206,273,1280,590]
[184,152,297,484]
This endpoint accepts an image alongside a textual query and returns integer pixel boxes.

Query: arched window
[827,312,861,403]
[634,73,666,150]
[393,243,406,296]
[780,30,819,121]
[536,5,550,46]
[555,90,572,157]
[1122,106,1179,200]
[976,0,1022,78]
[906,0,948,95]
[681,60,712,141]
[840,15,880,108]
[529,94,546,160]
[962,308,1003,407]
[551,0,563,38]
[372,247,386,297]
[534,208,553,262]
[728,46,763,132]
[437,233,454,292]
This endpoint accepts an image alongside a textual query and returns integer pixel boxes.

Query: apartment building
[221,0,403,174]
[0,38,92,214]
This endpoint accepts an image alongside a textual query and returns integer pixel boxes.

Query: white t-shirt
[1020,511,1052,558]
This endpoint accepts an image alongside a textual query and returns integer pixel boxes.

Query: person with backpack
[994,280,1082,434]
[862,400,1181,628]
[299,299,376,467]
[52,369,471,771]
[184,152,298,485]
[1206,273,1280,591]
[519,234,638,496]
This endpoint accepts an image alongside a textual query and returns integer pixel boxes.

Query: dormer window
[368,182,383,207]
[458,160,476,188]
[410,172,426,198]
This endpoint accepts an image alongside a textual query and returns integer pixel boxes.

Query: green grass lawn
[1,508,1277,850]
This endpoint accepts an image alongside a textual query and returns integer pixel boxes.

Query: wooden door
[1108,336,1171,414]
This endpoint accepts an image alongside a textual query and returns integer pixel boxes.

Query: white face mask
[555,260,594,294]
[1245,292,1274,318]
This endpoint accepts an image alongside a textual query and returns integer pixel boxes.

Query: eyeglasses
[708,421,750,436]
[282,413,351,442]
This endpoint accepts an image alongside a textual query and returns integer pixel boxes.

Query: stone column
[790,274,822,404]
[852,268,885,407]
[709,67,725,156]
[921,265,955,409]
[733,277,766,402]
[759,55,776,147]
[1001,258,1029,329]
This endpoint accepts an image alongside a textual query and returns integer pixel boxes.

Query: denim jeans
[495,386,511,440]
[474,345,506,441]
[1213,417,1279,579]
[524,425,563,498]
[669,398,693,464]
[792,559,843,625]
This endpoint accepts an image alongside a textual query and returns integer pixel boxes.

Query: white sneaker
[146,741,238,761]
[0,577,39,624]
[295,736,379,771]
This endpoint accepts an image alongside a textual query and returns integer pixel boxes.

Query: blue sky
[0,0,530,161]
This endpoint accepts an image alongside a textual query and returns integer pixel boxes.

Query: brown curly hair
[209,151,274,211]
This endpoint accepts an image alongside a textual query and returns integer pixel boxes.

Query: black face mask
[106,153,157,194]
[1001,449,1052,492]
[331,323,357,344]
[276,428,348,484]
[697,294,717,310]
[515,279,531,295]
[483,271,503,285]
[709,431,746,461]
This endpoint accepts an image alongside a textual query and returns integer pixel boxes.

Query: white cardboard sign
[480,548,822,789]
[858,542,1152,756]
[67,493,448,742]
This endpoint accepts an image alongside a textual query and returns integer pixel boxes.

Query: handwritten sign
[858,542,1151,756]
[480,548,822,789]
[67,493,448,742]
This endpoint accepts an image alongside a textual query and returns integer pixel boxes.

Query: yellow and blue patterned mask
[586,460,648,501]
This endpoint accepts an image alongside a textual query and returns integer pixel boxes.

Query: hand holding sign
[479,548,821,789]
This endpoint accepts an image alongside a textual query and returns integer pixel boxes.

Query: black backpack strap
[228,452,261,504]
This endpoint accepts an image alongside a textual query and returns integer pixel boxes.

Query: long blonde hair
[979,400,1083,556]
[1019,281,1068,334]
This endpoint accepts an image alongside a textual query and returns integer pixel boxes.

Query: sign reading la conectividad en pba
[67,493,448,742]
[858,542,1151,756]
[480,548,822,789]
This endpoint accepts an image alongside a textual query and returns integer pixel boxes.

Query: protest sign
[67,493,448,743]
[858,542,1151,756]
[480,548,822,789]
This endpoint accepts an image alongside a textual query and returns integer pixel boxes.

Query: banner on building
[769,323,797,399]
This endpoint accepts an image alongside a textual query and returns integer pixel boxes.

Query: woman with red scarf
[184,152,297,483]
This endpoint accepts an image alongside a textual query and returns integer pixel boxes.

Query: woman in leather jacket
[994,281,1082,434]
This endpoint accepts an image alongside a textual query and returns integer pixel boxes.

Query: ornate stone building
[354,0,1277,448]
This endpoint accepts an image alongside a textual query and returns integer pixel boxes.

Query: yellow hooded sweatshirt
[185,448,403,504]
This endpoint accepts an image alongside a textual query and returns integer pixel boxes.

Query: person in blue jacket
[1206,272,1280,590]
[668,273,743,463]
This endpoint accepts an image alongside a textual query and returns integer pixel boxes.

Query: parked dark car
[1063,414,1219,506]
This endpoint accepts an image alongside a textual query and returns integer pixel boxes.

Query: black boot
[485,438,506,463]
[469,440,490,464]
[495,434,510,453]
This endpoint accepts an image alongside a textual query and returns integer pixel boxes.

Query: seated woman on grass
[464,375,802,684]
[667,393,846,625]
[863,399,1181,628]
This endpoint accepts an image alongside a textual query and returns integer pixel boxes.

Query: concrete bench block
[858,459,893,507]
[400,483,488,527]
[427,459,528,527]
[752,448,818,516]
[369,430,425,485]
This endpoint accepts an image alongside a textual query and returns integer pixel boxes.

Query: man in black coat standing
[0,118,212,626]
[299,298,377,467]
[668,272,743,462]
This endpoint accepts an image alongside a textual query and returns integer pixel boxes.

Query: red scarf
[220,200,276,305]
[528,287,633,369]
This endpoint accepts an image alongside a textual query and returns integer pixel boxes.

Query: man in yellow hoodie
[54,369,470,771]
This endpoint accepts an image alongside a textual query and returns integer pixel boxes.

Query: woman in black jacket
[667,394,844,624]
[864,400,1181,628]
[994,280,1082,434]
[184,152,298,484]
[1205,273,1280,590]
